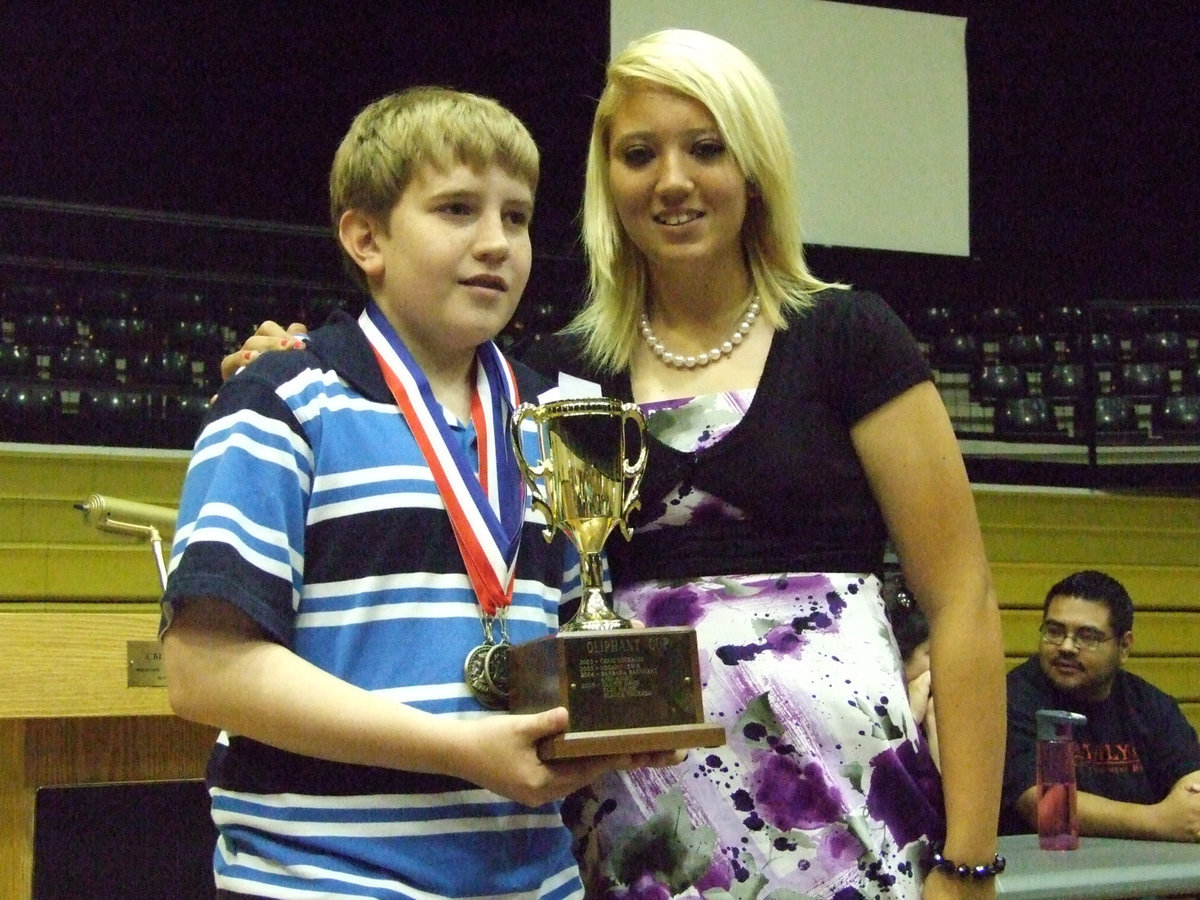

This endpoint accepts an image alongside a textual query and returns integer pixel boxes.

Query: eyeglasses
[1039,621,1114,652]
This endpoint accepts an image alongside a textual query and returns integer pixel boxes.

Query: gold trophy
[509,397,725,760]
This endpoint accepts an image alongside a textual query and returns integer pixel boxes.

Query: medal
[464,641,510,710]
[463,606,511,709]
[361,304,524,711]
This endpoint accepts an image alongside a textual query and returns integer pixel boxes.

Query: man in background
[1002,569,1200,840]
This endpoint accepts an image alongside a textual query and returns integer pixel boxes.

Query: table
[0,606,214,898]
[996,833,1200,900]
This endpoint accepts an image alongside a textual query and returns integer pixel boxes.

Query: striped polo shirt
[162,310,584,899]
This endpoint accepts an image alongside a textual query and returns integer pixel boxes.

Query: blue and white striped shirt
[163,311,583,899]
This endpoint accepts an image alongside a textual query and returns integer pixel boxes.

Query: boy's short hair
[329,86,540,292]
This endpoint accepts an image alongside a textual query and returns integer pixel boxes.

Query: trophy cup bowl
[509,397,725,760]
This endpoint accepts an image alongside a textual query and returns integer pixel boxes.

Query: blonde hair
[567,29,841,372]
[329,86,539,292]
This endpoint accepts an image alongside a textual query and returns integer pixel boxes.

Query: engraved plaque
[509,626,725,759]
[127,640,167,687]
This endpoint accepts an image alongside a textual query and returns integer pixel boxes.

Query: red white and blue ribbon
[360,304,523,616]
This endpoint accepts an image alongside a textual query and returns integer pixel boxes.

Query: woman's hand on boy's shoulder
[220,320,309,381]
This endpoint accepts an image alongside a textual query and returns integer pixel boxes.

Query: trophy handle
[617,402,648,541]
[510,402,556,542]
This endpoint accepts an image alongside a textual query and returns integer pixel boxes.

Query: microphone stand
[74,493,177,590]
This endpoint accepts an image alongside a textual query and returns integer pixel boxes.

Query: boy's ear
[338,210,385,281]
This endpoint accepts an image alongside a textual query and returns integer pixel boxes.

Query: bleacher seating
[974,364,1028,403]
[1135,330,1190,366]
[2,197,1196,480]
[0,343,33,378]
[932,332,983,371]
[1115,362,1171,399]
[997,333,1054,368]
[0,192,372,451]
[994,397,1060,440]
[1042,363,1089,401]
[1092,395,1143,440]
[972,304,1022,337]
[1079,331,1120,368]
[896,297,1199,488]
[1154,395,1200,439]
[908,304,958,342]
[1036,304,1085,336]
[1184,362,1200,395]
[0,273,357,448]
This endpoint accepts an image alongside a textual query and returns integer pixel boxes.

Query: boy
[161,87,652,899]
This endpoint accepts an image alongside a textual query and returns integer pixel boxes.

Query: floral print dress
[564,391,944,900]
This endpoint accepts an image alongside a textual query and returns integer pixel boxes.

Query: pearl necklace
[639,297,761,369]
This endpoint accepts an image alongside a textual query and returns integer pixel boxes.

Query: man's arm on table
[1014,770,1200,842]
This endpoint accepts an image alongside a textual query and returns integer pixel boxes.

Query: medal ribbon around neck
[359,304,524,616]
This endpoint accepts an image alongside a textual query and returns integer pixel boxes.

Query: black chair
[80,286,139,317]
[53,346,116,382]
[931,333,983,372]
[1065,332,1119,369]
[1038,305,1085,336]
[79,389,150,446]
[1183,362,1200,395]
[905,305,958,342]
[2,283,62,315]
[1152,395,1200,439]
[972,305,1022,338]
[0,381,59,443]
[0,343,35,378]
[155,392,211,449]
[1093,304,1154,337]
[997,334,1054,368]
[1175,304,1200,336]
[974,365,1027,403]
[167,319,224,354]
[1115,362,1170,399]
[230,293,296,329]
[91,317,154,354]
[148,289,208,324]
[306,294,352,324]
[1132,330,1189,366]
[16,313,79,348]
[1092,395,1142,437]
[994,397,1058,440]
[220,292,291,338]
[1042,363,1091,401]
[127,350,195,387]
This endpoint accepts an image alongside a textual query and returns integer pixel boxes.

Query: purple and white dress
[564,390,944,900]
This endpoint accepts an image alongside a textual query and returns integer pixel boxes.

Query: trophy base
[509,625,725,761]
[535,721,727,761]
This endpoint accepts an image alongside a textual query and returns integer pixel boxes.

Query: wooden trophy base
[508,625,726,761]
[535,721,727,760]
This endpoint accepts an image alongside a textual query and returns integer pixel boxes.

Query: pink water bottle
[1036,709,1087,850]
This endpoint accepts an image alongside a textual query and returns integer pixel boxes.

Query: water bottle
[1036,709,1087,850]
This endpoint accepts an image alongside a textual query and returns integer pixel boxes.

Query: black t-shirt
[516,290,931,582]
[1001,655,1200,834]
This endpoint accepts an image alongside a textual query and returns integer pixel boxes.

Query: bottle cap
[1036,708,1087,740]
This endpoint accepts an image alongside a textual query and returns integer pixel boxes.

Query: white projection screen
[610,0,969,256]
